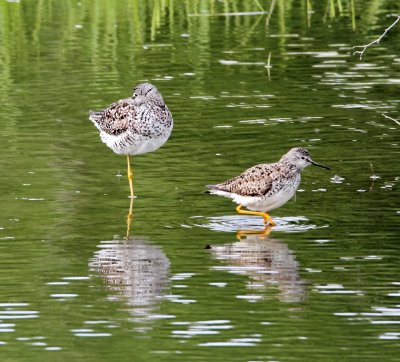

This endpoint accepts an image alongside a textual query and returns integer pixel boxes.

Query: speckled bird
[89,83,173,200]
[207,147,330,226]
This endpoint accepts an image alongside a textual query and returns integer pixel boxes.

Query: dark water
[0,1,399,361]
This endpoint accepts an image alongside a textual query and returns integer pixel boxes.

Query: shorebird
[89,83,173,205]
[206,147,330,226]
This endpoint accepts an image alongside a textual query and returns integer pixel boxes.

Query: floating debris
[331,175,345,184]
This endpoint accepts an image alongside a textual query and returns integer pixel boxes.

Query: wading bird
[89,83,173,218]
[207,147,330,226]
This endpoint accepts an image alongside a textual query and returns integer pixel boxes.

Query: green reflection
[0,0,399,361]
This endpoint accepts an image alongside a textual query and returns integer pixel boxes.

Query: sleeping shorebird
[89,83,173,218]
[206,147,330,226]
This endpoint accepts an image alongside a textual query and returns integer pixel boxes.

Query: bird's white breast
[100,130,171,155]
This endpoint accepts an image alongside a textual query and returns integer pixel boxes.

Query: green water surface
[0,1,399,361]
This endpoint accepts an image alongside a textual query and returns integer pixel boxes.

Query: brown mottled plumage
[210,163,298,197]
[89,83,173,155]
[207,147,330,225]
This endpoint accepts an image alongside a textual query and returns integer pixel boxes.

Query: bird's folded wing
[94,98,137,136]
[217,164,278,197]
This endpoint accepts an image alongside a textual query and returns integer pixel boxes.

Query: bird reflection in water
[207,227,306,303]
[89,237,170,331]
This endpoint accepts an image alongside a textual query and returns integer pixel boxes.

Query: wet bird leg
[126,155,134,231]
[235,204,276,226]
[127,155,134,199]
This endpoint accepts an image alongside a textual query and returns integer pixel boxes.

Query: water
[0,1,399,361]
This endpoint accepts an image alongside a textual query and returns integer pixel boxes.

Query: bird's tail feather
[205,184,218,193]
[206,184,228,195]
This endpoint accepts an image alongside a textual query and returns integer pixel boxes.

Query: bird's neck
[277,161,302,175]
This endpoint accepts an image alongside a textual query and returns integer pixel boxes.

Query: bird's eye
[301,156,305,160]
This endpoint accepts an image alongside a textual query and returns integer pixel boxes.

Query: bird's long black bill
[311,160,330,170]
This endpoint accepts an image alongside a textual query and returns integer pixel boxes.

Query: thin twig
[381,113,400,126]
[253,0,265,12]
[369,163,375,191]
[306,0,312,28]
[353,15,400,60]
[266,0,276,27]
[266,52,271,80]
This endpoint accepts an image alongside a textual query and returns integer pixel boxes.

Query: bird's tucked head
[280,147,330,171]
[132,83,164,104]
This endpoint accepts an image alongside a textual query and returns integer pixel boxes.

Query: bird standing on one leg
[89,83,173,220]
[206,147,330,226]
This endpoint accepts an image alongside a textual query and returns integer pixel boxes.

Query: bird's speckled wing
[210,163,288,197]
[89,98,137,136]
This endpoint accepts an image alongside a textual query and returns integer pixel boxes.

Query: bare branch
[253,0,265,12]
[353,15,400,60]
[381,113,400,126]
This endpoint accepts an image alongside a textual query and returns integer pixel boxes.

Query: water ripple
[196,215,324,233]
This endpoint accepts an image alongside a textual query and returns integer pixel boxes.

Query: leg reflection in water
[126,195,134,239]
[235,225,273,240]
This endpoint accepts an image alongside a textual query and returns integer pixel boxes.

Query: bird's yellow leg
[126,155,134,236]
[236,204,276,226]
[127,155,134,199]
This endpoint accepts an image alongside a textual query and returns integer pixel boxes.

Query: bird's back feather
[89,98,136,136]
[209,163,297,197]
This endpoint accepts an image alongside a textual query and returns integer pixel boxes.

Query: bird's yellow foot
[262,213,276,226]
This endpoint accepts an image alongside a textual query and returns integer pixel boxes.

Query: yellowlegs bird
[89,83,173,202]
[207,147,330,226]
